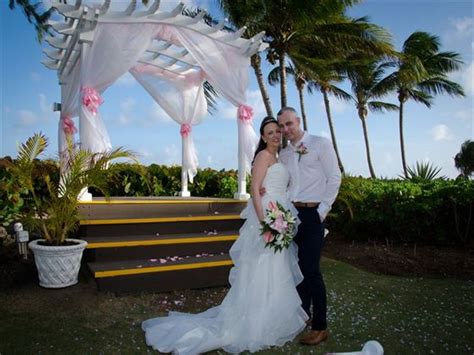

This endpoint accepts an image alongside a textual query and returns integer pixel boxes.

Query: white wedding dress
[142,163,308,354]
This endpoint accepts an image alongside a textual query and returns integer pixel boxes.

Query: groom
[278,107,341,346]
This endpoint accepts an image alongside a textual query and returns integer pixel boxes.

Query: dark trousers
[294,206,327,330]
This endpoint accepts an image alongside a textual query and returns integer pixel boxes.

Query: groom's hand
[259,187,266,196]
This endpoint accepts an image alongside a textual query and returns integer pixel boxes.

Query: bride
[142,116,308,354]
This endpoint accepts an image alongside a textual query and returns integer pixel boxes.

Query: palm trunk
[322,88,345,174]
[251,54,273,117]
[399,99,408,178]
[297,82,308,131]
[278,50,287,108]
[359,111,376,178]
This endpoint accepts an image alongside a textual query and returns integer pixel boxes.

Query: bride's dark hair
[252,116,279,165]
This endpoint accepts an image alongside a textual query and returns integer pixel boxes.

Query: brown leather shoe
[299,329,329,346]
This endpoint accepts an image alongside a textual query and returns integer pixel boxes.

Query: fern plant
[5,133,135,245]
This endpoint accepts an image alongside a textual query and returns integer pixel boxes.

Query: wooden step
[84,231,239,262]
[79,197,246,220]
[88,254,233,292]
[80,214,244,238]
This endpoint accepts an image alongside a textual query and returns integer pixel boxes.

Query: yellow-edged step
[80,214,241,225]
[94,259,234,278]
[87,235,238,249]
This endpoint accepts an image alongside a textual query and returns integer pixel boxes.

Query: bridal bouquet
[260,201,297,253]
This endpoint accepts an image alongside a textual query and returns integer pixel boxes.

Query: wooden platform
[79,197,246,292]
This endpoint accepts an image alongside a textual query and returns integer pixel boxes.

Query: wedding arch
[42,0,266,199]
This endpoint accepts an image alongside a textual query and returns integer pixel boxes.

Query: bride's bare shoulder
[253,151,274,172]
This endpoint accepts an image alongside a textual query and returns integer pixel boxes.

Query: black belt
[292,202,320,208]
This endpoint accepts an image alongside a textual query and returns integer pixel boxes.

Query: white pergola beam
[44,1,266,76]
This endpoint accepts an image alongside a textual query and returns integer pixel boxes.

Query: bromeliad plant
[5,133,135,246]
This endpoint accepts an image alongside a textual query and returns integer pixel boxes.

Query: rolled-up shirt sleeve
[317,138,341,221]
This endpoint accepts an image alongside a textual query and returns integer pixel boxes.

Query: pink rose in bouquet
[260,201,297,253]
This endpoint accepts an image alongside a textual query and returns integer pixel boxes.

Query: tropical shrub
[331,177,474,245]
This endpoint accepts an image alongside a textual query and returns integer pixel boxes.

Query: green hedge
[2,160,472,245]
[331,177,474,245]
[88,163,239,198]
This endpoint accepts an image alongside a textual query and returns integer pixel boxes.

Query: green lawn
[1,258,473,354]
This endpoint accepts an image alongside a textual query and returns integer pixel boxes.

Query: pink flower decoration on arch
[180,123,192,138]
[238,104,253,123]
[62,115,77,135]
[81,86,103,115]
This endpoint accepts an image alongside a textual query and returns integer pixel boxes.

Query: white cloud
[164,144,180,165]
[444,17,474,43]
[39,94,50,115]
[455,108,474,121]
[15,94,54,128]
[116,72,137,87]
[431,124,453,141]
[150,102,174,124]
[207,155,213,164]
[318,97,349,114]
[462,61,474,96]
[19,110,38,126]
[451,17,474,35]
[31,72,41,81]
[118,97,137,125]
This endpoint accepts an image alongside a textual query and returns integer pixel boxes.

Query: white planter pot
[29,238,88,288]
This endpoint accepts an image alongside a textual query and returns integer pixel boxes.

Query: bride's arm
[251,151,269,222]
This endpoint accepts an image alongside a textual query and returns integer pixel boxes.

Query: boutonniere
[296,142,308,162]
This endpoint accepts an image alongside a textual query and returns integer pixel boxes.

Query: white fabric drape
[58,62,81,171]
[162,25,258,199]
[79,23,158,153]
[130,64,207,183]
[165,25,259,174]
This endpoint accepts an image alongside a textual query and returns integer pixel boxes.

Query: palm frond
[407,89,433,107]
[417,77,465,97]
[204,81,218,115]
[368,101,399,113]
[328,85,353,101]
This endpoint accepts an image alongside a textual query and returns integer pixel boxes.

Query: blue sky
[1,0,472,178]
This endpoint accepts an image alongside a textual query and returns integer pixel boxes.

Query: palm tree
[218,0,274,117]
[220,1,395,110]
[381,32,465,177]
[346,60,399,178]
[268,65,308,130]
[455,140,474,178]
[9,0,53,41]
[307,69,350,175]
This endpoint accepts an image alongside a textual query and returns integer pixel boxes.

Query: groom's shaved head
[277,107,298,117]
[277,107,303,144]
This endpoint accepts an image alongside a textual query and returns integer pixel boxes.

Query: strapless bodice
[262,163,289,198]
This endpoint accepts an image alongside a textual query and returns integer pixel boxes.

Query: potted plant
[6,132,135,288]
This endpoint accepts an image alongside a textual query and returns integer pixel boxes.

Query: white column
[179,137,191,197]
[78,42,92,202]
[234,120,250,200]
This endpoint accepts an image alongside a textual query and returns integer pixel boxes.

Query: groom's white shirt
[279,132,341,221]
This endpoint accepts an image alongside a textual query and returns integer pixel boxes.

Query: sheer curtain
[58,62,81,172]
[162,24,259,199]
[79,23,158,153]
[131,64,207,196]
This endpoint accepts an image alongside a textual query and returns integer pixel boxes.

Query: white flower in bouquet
[260,201,297,253]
